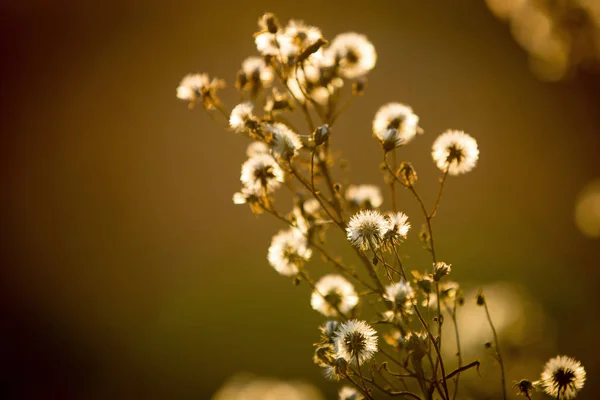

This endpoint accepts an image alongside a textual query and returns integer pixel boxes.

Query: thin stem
[344,372,374,400]
[483,300,507,400]
[444,360,480,380]
[449,297,463,400]
[429,169,449,219]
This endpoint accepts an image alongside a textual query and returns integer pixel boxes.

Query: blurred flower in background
[213,373,323,400]
[575,179,600,239]
[485,0,600,80]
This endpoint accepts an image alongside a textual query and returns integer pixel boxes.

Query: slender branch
[445,360,480,380]
[483,300,507,400]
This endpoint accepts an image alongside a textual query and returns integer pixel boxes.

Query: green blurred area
[1,0,598,398]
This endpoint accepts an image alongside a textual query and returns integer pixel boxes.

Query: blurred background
[1,0,599,398]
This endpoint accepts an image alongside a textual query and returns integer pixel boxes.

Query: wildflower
[383,280,415,321]
[311,274,358,317]
[267,229,312,276]
[313,124,330,146]
[246,141,269,158]
[383,212,411,246]
[284,20,323,49]
[240,154,284,194]
[258,12,280,34]
[255,32,298,63]
[238,56,274,92]
[345,184,383,209]
[334,320,378,366]
[397,162,418,186]
[328,32,377,79]
[339,385,364,400]
[514,379,536,398]
[232,188,263,214]
[319,320,340,343]
[372,103,421,150]
[539,355,586,399]
[176,73,225,109]
[432,261,451,281]
[264,123,303,160]
[322,365,344,381]
[425,281,460,308]
[432,130,479,175]
[229,102,259,133]
[346,210,389,250]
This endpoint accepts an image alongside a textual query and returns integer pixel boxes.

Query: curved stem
[483,300,507,400]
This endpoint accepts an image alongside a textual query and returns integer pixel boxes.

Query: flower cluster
[178,11,585,400]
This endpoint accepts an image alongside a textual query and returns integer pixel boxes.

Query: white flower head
[339,385,364,400]
[334,319,378,366]
[176,73,224,109]
[383,212,410,245]
[346,210,389,251]
[241,56,274,88]
[229,102,259,133]
[539,355,586,399]
[345,184,383,209]
[284,20,323,49]
[246,141,270,158]
[372,103,421,150]
[383,281,415,320]
[240,154,284,194]
[432,130,479,175]
[176,73,210,102]
[311,274,359,317]
[328,32,377,79]
[267,229,312,276]
[264,123,303,160]
[255,32,298,63]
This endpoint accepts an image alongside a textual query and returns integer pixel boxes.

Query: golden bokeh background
[1,1,599,398]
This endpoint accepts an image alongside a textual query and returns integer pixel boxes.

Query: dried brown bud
[432,262,451,281]
[260,12,280,34]
[313,124,330,146]
[476,290,486,306]
[397,162,417,186]
[297,37,328,64]
[352,79,366,96]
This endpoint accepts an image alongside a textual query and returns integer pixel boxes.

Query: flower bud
[432,262,451,281]
[313,124,330,146]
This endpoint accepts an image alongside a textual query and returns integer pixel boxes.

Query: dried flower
[432,130,479,175]
[176,73,225,109]
[328,33,377,78]
[240,154,284,194]
[268,229,312,276]
[345,184,383,209]
[373,103,421,150]
[383,280,415,321]
[383,212,411,246]
[246,141,270,158]
[229,102,259,133]
[334,319,378,366]
[284,20,323,49]
[311,274,358,317]
[397,162,418,186]
[514,379,536,397]
[346,210,389,250]
[239,56,274,91]
[432,262,451,281]
[264,123,303,160]
[539,355,586,399]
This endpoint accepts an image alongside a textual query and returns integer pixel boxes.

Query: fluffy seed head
[539,355,586,399]
[267,229,312,276]
[345,184,383,209]
[241,56,274,89]
[240,154,284,194]
[264,123,303,160]
[372,103,421,150]
[334,320,378,366]
[383,280,415,320]
[384,212,411,243]
[176,73,210,102]
[246,141,270,158]
[432,130,479,175]
[229,102,258,133]
[346,210,389,250]
[328,33,377,79]
[311,274,359,317]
